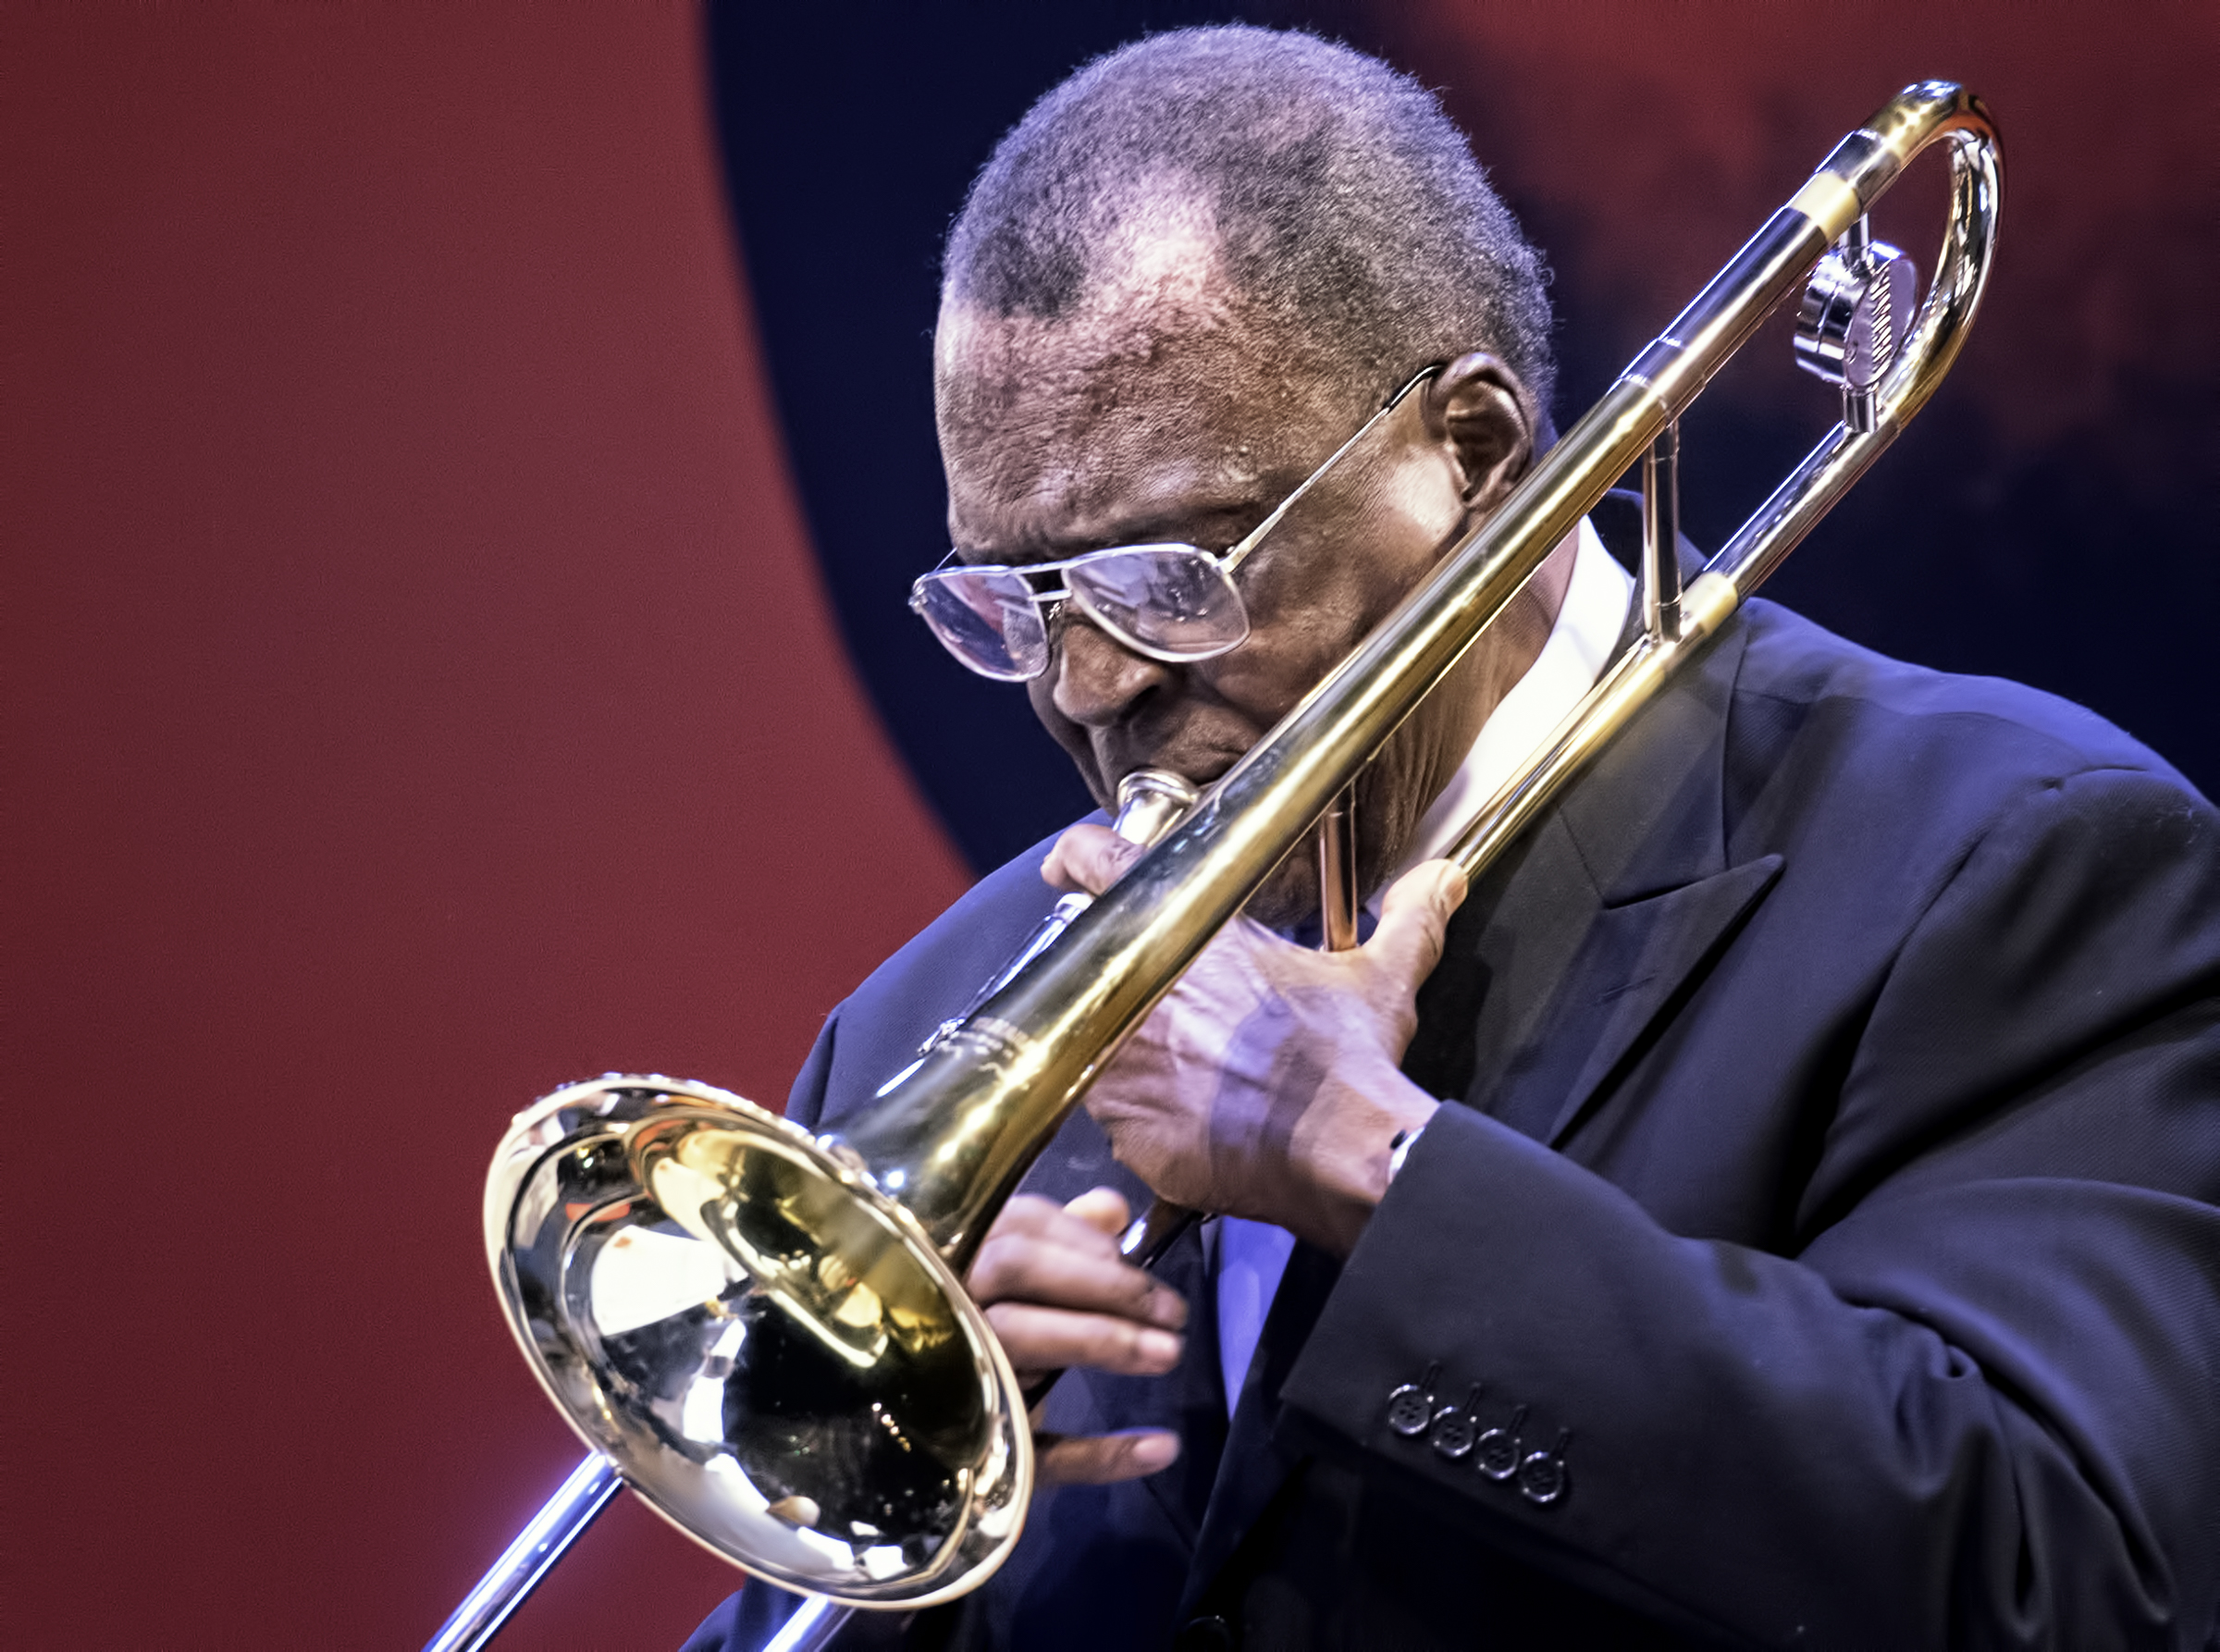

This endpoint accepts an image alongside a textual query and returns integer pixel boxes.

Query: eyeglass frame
[907,364,1442,678]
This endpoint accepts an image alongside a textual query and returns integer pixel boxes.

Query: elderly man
[690,27,2220,1652]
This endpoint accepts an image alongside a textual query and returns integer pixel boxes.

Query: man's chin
[1240,848,1326,934]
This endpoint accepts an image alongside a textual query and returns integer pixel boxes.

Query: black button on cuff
[1385,1362,1440,1436]
[1518,1430,1573,1507]
[1430,1384,1485,1460]
[1387,1367,1572,1509]
[1474,1404,1527,1482]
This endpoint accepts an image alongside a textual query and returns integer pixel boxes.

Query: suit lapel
[1137,1219,1227,1543]
[1177,1239,1341,1618]
[1532,853,1782,1146]
[1478,603,1785,1149]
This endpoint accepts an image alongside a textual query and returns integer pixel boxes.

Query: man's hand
[1043,823,1458,1255]
[968,1187,1187,1486]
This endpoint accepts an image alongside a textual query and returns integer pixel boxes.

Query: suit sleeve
[1278,766,2220,1650]
[783,1005,840,1131]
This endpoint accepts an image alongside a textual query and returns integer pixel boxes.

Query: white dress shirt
[1213,519,1634,1415]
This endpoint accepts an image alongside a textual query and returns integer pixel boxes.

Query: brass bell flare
[485,1077,1030,1608]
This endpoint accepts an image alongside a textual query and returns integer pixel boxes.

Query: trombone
[428,80,2002,1652]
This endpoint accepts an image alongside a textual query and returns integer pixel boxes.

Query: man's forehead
[949,453,1271,562]
[936,295,1343,552]
[936,300,1240,426]
[940,389,1286,555]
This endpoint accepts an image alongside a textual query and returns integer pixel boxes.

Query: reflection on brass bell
[767,1496,821,1527]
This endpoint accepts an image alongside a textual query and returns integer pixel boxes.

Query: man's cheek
[1031,688,1110,795]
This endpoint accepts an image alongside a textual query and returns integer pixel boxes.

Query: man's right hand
[966,1186,1188,1486]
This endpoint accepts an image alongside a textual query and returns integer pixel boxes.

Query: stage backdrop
[6,8,966,1649]
[8,4,2212,1648]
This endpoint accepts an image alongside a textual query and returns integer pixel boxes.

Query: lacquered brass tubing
[1642,423,1682,645]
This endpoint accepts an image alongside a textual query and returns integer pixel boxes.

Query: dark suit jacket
[688,514,2220,1650]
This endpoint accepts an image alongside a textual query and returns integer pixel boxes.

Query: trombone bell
[486,1077,1030,1607]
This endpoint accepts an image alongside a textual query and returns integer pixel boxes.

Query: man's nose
[1050,618,1170,728]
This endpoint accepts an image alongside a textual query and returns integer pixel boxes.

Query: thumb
[1042,823,1142,897]
[1363,859,1467,993]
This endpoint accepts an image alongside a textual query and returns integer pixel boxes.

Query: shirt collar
[1387,517,1634,890]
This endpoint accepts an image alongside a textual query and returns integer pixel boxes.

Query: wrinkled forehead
[935,297,1348,555]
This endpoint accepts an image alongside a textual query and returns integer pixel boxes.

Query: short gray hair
[942,26,1555,415]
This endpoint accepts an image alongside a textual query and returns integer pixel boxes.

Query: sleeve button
[1386,1362,1440,1437]
[1474,1403,1526,1482]
[1518,1430,1572,1506]
[1430,1385,1485,1460]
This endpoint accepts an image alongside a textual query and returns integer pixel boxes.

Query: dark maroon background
[7,5,2212,1649]
[6,9,968,1649]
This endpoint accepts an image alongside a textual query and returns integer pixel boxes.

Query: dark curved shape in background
[711,0,2217,873]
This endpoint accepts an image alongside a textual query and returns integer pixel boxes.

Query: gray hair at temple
[941,25,1557,420]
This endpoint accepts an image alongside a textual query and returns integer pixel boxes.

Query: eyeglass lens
[910,567,1050,681]
[1067,546,1250,660]
[913,544,1249,681]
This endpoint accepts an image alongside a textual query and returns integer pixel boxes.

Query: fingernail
[1130,1433,1180,1472]
[1139,1329,1182,1365]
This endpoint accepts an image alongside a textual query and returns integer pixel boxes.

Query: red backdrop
[6,7,968,1647]
[8,5,2212,1649]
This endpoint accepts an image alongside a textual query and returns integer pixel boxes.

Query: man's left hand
[1043,823,1458,1255]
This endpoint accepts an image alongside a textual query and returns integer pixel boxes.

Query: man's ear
[1423,351,1537,512]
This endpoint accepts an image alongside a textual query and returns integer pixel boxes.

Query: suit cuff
[1277,1103,1653,1550]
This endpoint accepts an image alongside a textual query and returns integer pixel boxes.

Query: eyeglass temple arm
[1218,366,1441,578]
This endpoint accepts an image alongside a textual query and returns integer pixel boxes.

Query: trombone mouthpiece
[1113,767,1201,844]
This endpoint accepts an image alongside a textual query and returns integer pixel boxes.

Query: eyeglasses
[909,367,1439,682]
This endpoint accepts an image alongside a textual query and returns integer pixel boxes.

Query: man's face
[935,288,1541,920]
